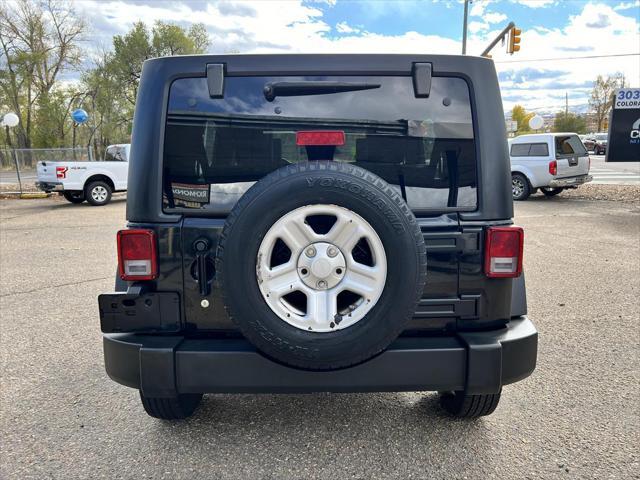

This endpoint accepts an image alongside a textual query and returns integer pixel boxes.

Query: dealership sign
[606,88,640,162]
[614,88,640,109]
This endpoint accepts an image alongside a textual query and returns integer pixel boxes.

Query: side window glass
[510,144,531,156]
[528,143,549,156]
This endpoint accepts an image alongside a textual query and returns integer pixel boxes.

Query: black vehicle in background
[99,54,537,420]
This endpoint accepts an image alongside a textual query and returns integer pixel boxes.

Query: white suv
[508,133,592,201]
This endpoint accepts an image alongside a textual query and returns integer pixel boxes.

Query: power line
[495,53,639,63]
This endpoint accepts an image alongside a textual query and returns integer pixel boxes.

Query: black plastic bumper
[35,181,63,192]
[103,317,537,397]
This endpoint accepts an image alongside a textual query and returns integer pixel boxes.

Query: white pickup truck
[36,144,129,206]
[508,133,592,201]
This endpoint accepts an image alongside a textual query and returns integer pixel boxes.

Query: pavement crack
[0,276,112,298]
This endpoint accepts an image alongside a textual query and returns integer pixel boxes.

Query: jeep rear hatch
[154,68,513,334]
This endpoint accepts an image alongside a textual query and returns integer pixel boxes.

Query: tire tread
[139,392,202,420]
[440,390,501,418]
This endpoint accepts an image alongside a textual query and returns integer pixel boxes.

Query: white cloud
[614,0,640,10]
[468,21,490,33]
[470,0,493,17]
[511,0,557,8]
[335,21,361,34]
[76,0,462,55]
[484,12,508,23]
[73,0,639,114]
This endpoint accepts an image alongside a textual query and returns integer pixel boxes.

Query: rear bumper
[549,174,592,188]
[35,181,63,192]
[103,317,537,397]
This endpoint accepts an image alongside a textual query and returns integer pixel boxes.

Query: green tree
[552,111,587,134]
[78,21,210,154]
[108,21,209,107]
[0,0,85,149]
[511,105,534,134]
[589,73,624,132]
[32,86,81,148]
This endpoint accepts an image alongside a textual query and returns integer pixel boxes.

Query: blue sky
[73,0,640,113]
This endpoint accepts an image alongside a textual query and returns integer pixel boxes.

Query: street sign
[606,88,640,162]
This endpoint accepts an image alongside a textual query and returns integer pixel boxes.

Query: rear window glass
[163,75,477,214]
[510,142,549,157]
[104,146,128,162]
[555,135,587,156]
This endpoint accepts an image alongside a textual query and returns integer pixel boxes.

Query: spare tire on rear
[216,161,427,370]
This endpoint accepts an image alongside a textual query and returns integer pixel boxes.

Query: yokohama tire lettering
[306,176,406,234]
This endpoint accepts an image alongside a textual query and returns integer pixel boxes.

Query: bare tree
[0,0,85,149]
[589,73,624,132]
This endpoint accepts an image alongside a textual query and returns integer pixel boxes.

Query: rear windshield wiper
[264,81,380,102]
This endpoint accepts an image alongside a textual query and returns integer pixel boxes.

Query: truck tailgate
[37,162,59,183]
[556,154,589,178]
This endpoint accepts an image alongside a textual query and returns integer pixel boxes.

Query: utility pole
[462,0,470,54]
[565,92,568,116]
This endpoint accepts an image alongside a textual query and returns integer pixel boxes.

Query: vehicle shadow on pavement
[145,392,493,476]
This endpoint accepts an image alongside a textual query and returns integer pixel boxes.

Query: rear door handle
[194,239,210,297]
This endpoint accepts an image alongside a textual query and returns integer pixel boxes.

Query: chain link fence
[0,147,94,194]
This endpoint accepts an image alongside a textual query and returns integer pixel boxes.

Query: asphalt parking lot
[1,194,638,479]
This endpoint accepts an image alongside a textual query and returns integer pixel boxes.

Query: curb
[0,192,51,199]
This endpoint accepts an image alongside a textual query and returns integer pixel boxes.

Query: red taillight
[484,226,524,278]
[296,131,345,146]
[56,166,68,179]
[548,160,557,176]
[117,229,158,281]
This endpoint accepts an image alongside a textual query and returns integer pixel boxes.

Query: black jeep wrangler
[99,54,537,420]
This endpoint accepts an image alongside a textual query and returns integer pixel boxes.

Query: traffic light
[507,27,521,54]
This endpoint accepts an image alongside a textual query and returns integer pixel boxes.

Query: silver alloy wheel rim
[512,178,524,198]
[91,186,108,202]
[256,204,387,332]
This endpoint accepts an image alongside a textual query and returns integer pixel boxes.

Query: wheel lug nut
[317,280,327,289]
[327,246,338,258]
[305,246,316,257]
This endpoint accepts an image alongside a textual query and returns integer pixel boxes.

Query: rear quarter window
[510,142,549,157]
[163,75,477,215]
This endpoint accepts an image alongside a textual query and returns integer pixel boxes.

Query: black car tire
[540,187,563,197]
[216,161,427,371]
[140,391,203,420]
[439,390,501,418]
[511,173,531,201]
[85,181,112,206]
[62,191,85,204]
